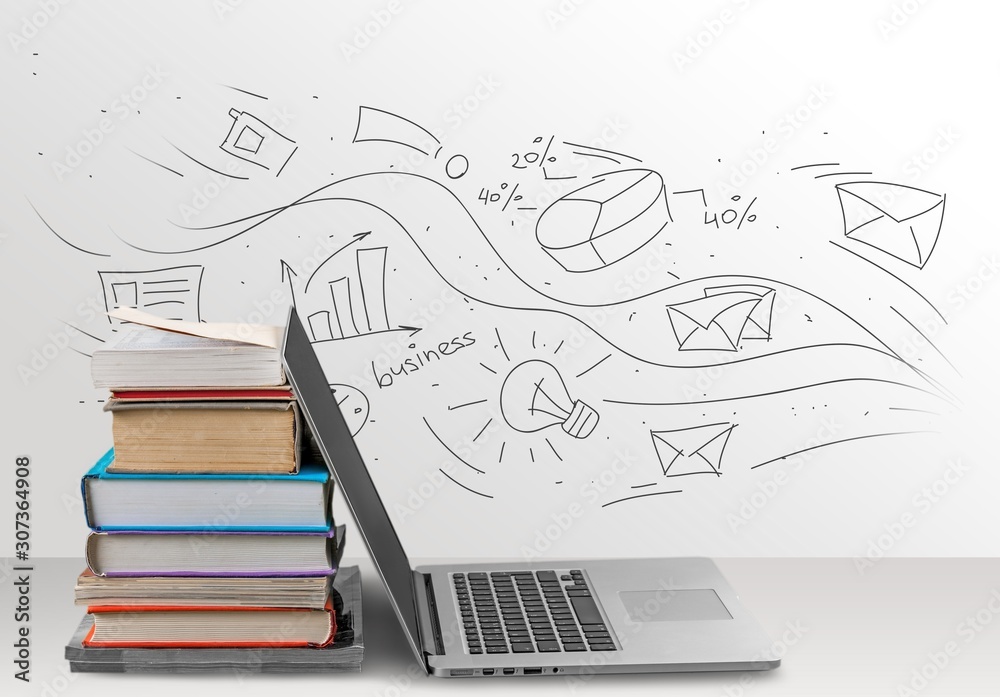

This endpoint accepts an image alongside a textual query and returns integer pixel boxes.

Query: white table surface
[4,557,998,696]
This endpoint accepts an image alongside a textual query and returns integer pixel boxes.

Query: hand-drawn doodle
[220,109,298,175]
[666,291,764,351]
[704,284,776,341]
[512,135,558,170]
[889,306,961,376]
[353,247,391,333]
[602,490,682,508]
[836,181,946,269]
[302,232,373,294]
[352,105,442,157]
[563,140,643,166]
[511,137,641,181]
[83,99,959,513]
[791,162,875,180]
[126,147,185,178]
[499,360,599,438]
[27,198,111,257]
[478,182,523,211]
[789,162,841,171]
[814,171,873,180]
[221,84,269,101]
[750,430,933,470]
[445,154,468,179]
[439,469,493,499]
[331,384,370,436]
[64,320,106,359]
[329,276,361,338]
[535,168,670,272]
[170,140,250,181]
[150,165,948,405]
[283,239,396,343]
[829,240,948,326]
[98,266,204,323]
[670,189,757,230]
[650,422,736,477]
[706,195,757,229]
[422,416,486,475]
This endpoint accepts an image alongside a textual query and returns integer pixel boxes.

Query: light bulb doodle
[499,360,599,439]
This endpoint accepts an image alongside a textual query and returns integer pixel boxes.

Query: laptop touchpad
[619,589,733,621]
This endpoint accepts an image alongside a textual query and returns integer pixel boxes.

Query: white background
[1,0,999,564]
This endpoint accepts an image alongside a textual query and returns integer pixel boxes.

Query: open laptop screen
[281,307,425,666]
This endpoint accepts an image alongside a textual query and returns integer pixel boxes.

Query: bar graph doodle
[283,241,397,344]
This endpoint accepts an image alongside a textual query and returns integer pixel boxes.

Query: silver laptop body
[283,307,780,677]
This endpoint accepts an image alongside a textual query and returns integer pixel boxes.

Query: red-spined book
[110,387,294,401]
[82,598,336,648]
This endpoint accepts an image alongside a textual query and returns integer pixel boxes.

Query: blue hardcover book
[82,449,331,532]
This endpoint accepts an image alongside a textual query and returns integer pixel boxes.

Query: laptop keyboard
[452,569,617,654]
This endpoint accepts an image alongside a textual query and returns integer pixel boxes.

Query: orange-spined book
[82,598,336,648]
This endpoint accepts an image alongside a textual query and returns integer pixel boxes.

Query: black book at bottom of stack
[65,566,363,674]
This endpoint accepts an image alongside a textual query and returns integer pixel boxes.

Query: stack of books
[66,567,364,674]
[67,310,363,672]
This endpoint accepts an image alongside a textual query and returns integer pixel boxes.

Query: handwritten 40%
[705,195,758,229]
[478,182,523,211]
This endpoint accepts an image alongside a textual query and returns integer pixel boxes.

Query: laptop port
[524,667,542,675]
[503,668,515,675]
[482,669,495,676]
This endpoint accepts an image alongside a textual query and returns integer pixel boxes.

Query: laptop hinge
[413,570,444,657]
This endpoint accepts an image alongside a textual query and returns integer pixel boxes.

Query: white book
[91,325,285,388]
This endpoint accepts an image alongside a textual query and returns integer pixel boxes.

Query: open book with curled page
[91,308,285,388]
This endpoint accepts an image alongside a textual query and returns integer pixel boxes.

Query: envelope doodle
[667,285,775,352]
[650,423,737,477]
[836,181,946,269]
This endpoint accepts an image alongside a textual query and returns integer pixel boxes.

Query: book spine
[99,568,336,578]
[81,477,96,529]
[291,400,302,474]
[84,533,105,577]
[90,524,332,533]
[312,598,337,648]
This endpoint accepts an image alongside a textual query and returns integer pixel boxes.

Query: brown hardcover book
[105,398,301,474]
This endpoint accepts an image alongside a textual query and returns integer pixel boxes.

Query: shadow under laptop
[362,574,428,673]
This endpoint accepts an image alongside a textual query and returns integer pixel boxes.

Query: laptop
[282,307,780,677]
